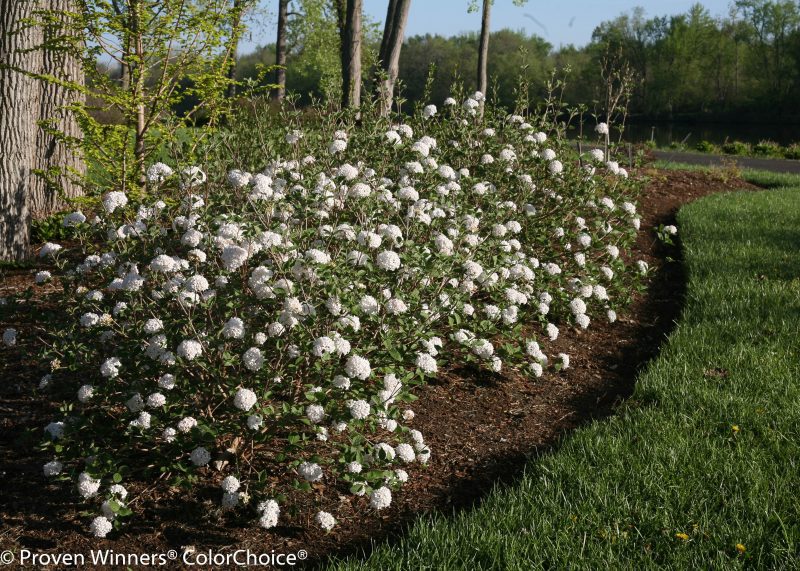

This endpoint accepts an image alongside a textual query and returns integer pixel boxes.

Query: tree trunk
[32,0,85,218]
[227,0,243,99]
[477,0,491,98]
[272,0,289,102]
[129,0,146,184]
[377,0,411,116]
[340,0,362,109]
[0,0,41,261]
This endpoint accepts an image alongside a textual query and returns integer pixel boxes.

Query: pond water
[621,122,799,147]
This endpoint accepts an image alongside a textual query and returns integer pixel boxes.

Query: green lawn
[328,182,800,569]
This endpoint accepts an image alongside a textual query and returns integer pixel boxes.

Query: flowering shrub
[31,93,644,536]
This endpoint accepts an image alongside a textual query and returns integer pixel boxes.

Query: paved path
[653,150,800,174]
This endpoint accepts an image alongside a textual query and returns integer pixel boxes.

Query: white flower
[395,443,415,463]
[385,130,402,145]
[345,355,371,380]
[316,511,336,531]
[78,472,101,498]
[590,148,605,161]
[45,421,65,439]
[415,352,438,374]
[43,460,63,476]
[329,139,347,154]
[637,260,649,274]
[349,399,371,420]
[575,313,590,329]
[569,298,587,315]
[147,162,173,183]
[63,211,86,227]
[40,242,62,257]
[332,375,351,390]
[221,475,240,493]
[595,122,609,135]
[2,328,16,347]
[298,462,323,482]
[177,417,197,433]
[472,339,494,359]
[190,447,211,466]
[222,317,246,339]
[100,357,122,378]
[607,309,617,323]
[147,392,166,408]
[158,374,176,390]
[149,254,177,273]
[306,404,325,423]
[423,104,437,118]
[90,516,113,538]
[177,340,203,361]
[386,298,408,314]
[242,347,264,371]
[77,385,94,403]
[234,388,257,411]
[258,500,280,528]
[221,245,248,271]
[102,191,128,213]
[370,486,392,510]
[183,274,209,293]
[143,318,163,334]
[664,225,678,235]
[375,250,401,271]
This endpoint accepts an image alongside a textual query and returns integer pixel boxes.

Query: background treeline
[234,0,800,120]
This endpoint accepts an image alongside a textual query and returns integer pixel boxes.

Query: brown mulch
[0,169,759,568]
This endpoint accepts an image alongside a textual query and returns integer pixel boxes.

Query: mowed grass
[328,185,800,569]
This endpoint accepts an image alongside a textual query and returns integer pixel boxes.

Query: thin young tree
[340,0,363,109]
[272,0,290,101]
[477,0,491,97]
[0,0,41,260]
[376,0,411,115]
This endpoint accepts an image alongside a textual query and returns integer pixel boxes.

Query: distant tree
[272,0,291,101]
[340,0,363,108]
[226,0,253,98]
[476,0,491,97]
[376,0,411,115]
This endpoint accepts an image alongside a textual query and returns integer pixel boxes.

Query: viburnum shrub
[32,91,646,537]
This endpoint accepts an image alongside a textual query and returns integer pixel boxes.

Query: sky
[239,0,734,54]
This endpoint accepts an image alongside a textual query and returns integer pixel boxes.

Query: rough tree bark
[377,0,411,116]
[477,0,491,98]
[340,0,362,109]
[0,0,42,261]
[271,0,289,102]
[32,0,85,217]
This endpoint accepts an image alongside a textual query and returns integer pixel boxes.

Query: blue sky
[239,0,733,53]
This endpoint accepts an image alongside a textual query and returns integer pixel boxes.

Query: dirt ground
[0,168,759,569]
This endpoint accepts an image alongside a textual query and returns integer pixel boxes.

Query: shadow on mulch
[0,168,760,569]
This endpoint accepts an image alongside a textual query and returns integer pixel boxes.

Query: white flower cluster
[31,93,643,537]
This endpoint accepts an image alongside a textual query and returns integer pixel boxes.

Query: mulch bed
[0,168,759,568]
